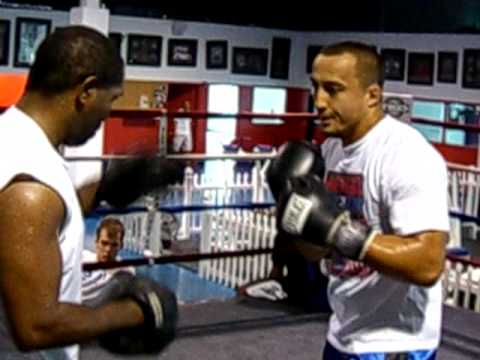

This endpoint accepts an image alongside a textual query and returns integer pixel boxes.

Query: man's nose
[313,89,328,113]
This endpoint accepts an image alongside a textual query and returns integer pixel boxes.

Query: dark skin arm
[76,180,101,215]
[0,180,143,351]
[363,231,448,287]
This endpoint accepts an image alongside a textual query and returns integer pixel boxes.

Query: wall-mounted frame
[206,40,227,69]
[407,52,434,85]
[0,20,10,65]
[462,49,480,89]
[14,17,51,68]
[381,48,405,81]
[270,37,291,80]
[127,34,162,66]
[232,47,268,76]
[168,39,198,67]
[108,32,123,57]
[306,45,322,73]
[437,51,458,84]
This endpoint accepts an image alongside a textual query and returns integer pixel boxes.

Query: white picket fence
[164,162,272,240]
[444,257,480,312]
[198,209,276,288]
[116,160,480,312]
[448,163,480,246]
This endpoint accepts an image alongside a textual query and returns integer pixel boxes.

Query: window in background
[411,100,445,143]
[252,87,286,125]
[205,84,239,187]
[445,129,466,145]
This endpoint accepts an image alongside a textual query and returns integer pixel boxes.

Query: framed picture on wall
[437,51,457,83]
[232,47,268,76]
[168,39,197,67]
[127,34,162,66]
[462,49,480,89]
[306,45,322,73]
[270,37,291,80]
[206,40,227,69]
[0,20,10,65]
[14,17,51,67]
[407,52,434,85]
[381,48,405,81]
[108,32,123,56]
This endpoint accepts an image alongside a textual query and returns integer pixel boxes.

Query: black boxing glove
[97,155,185,208]
[266,141,325,201]
[87,271,178,354]
[277,174,380,260]
[271,232,296,268]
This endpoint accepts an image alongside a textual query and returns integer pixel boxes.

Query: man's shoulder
[321,138,342,158]
[82,249,97,262]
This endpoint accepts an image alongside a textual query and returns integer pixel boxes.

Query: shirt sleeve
[386,145,450,235]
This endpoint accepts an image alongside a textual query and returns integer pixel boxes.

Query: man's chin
[321,128,340,137]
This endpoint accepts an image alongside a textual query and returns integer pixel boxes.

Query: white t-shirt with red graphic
[320,114,449,354]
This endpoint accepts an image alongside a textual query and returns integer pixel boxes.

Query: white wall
[1,7,479,102]
[110,15,300,87]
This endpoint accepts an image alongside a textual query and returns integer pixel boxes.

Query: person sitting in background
[82,217,134,303]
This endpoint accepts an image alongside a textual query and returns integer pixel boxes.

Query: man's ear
[77,75,98,107]
[365,83,382,108]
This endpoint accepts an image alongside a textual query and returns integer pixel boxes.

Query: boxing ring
[77,160,480,359]
[79,299,478,359]
[72,108,480,359]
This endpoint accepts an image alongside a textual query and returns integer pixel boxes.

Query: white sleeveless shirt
[0,107,84,360]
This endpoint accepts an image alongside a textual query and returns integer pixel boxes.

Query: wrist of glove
[88,272,178,354]
[98,156,185,208]
[324,211,380,260]
[278,175,379,260]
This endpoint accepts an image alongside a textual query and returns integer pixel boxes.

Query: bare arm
[76,180,101,215]
[363,231,448,286]
[0,180,143,351]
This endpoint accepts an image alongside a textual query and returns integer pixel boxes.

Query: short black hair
[319,41,384,87]
[96,217,125,243]
[26,25,124,94]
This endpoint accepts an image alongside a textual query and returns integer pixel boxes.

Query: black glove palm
[88,271,178,354]
[266,141,325,201]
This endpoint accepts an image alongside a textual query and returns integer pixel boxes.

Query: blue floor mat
[136,263,235,304]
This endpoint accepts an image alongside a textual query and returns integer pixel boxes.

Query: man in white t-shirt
[82,217,135,303]
[267,42,448,359]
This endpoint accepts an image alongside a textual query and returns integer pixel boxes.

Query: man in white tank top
[271,42,449,360]
[0,26,179,359]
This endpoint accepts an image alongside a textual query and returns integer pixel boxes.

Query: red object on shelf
[0,74,27,107]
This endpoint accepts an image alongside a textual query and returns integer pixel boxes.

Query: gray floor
[81,298,480,360]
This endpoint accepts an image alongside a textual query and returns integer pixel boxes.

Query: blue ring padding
[449,211,480,224]
[89,202,276,218]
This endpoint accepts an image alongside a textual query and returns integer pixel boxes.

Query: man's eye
[325,85,338,94]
